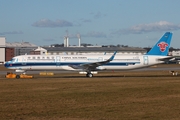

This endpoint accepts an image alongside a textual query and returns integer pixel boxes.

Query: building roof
[6,42,37,47]
[35,47,47,51]
[43,46,146,52]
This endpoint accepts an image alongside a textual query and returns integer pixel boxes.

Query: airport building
[0,37,6,64]
[6,41,37,56]
[36,46,146,55]
[0,36,149,63]
[0,37,38,62]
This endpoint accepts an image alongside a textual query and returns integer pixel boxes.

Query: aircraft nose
[4,62,9,68]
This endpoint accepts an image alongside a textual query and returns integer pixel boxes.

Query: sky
[0,0,180,48]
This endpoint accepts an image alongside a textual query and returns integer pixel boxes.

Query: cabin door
[22,57,27,65]
[56,56,61,67]
[143,56,149,65]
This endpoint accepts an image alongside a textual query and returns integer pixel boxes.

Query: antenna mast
[77,33,81,47]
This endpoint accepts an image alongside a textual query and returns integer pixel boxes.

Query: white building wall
[0,48,5,63]
[0,37,6,47]
[0,37,5,63]
[46,51,145,55]
[35,47,47,55]
[171,51,180,56]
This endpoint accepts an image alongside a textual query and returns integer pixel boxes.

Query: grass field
[0,65,180,120]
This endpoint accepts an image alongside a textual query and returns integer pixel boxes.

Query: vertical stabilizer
[146,32,172,56]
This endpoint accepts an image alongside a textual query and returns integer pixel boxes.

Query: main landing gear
[86,73,93,78]
[79,71,97,78]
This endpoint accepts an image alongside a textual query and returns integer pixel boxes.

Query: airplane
[4,32,173,78]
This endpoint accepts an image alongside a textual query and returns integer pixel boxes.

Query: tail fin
[146,32,173,56]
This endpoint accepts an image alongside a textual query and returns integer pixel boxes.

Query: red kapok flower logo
[158,42,168,52]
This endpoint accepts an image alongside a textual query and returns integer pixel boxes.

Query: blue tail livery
[146,32,172,56]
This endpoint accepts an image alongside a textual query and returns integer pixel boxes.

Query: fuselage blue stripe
[5,62,140,68]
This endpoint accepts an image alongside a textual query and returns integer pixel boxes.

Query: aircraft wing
[69,51,117,70]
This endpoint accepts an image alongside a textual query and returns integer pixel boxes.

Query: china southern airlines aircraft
[4,32,173,77]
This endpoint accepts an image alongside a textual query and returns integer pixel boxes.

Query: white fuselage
[5,54,167,71]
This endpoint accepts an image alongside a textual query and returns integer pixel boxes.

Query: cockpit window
[10,58,16,62]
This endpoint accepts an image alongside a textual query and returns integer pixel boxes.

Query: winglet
[109,51,117,61]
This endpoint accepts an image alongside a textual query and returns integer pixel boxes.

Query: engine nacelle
[15,69,25,73]
[79,71,98,74]
[96,66,106,70]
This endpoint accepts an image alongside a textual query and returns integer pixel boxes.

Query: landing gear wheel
[16,75,20,79]
[86,73,93,78]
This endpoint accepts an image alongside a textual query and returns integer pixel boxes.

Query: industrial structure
[40,46,146,55]
[0,36,148,63]
[1,35,179,64]
[0,37,38,62]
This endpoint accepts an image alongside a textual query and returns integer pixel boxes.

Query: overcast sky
[1,0,180,48]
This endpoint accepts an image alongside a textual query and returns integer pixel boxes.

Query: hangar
[1,37,149,63]
[39,46,146,55]
[0,37,38,62]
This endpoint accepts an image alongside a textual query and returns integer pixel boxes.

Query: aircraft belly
[29,65,63,70]
[61,66,76,71]
[104,66,135,70]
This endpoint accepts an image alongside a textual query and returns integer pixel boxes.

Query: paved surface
[1,66,180,75]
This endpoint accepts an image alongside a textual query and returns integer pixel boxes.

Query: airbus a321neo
[5,32,173,77]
